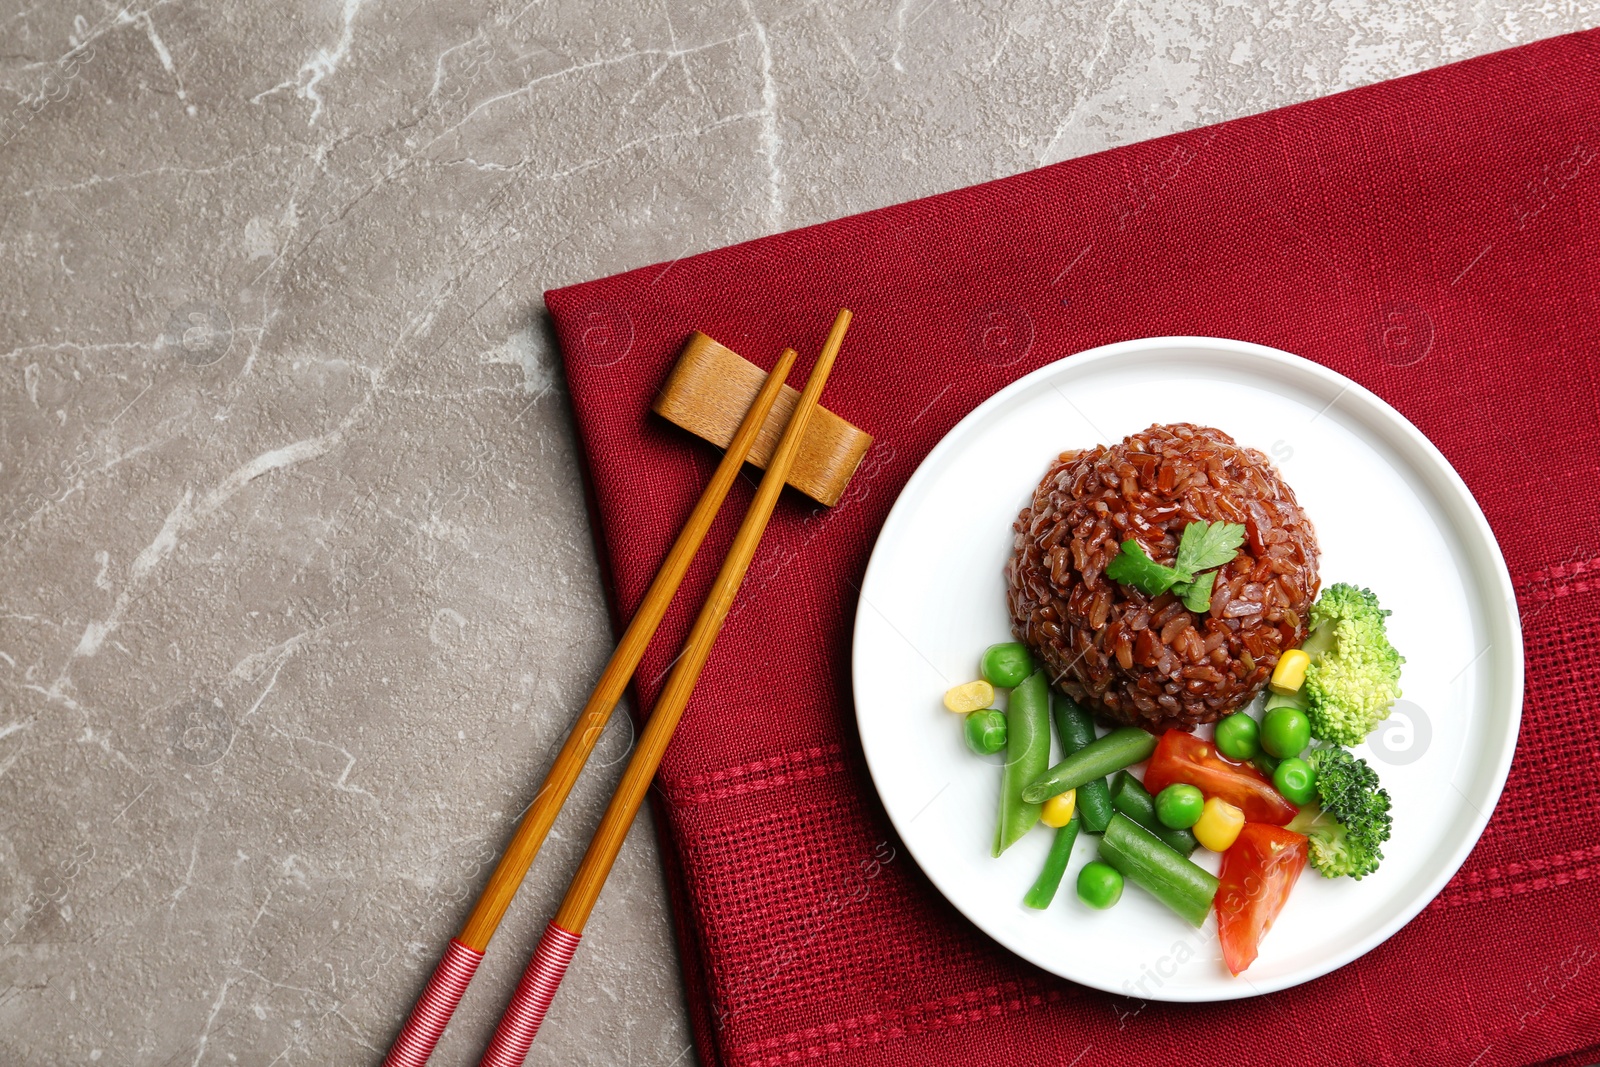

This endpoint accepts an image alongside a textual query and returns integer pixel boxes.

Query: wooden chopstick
[478,310,852,1067]
[382,348,798,1067]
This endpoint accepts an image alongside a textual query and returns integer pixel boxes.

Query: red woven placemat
[545,29,1600,1067]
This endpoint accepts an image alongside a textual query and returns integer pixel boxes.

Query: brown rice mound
[1005,423,1321,732]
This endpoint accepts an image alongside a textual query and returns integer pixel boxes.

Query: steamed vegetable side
[1193,796,1245,852]
[1301,746,1393,879]
[995,669,1052,856]
[1214,711,1260,761]
[1098,814,1218,927]
[1052,693,1115,833]
[1142,730,1297,826]
[1108,772,1198,856]
[1024,814,1080,909]
[944,679,995,714]
[1040,789,1077,828]
[1021,727,1156,804]
[1272,583,1405,747]
[1216,823,1308,975]
[1076,861,1123,910]
[1025,689,1112,908]
[964,709,1008,755]
[981,642,1035,688]
[1260,704,1311,759]
[944,577,1403,976]
[1272,757,1317,805]
[1154,783,1203,830]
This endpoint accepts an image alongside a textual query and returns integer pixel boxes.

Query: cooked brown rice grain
[1005,423,1320,731]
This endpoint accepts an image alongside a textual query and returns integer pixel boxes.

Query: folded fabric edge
[542,29,1599,315]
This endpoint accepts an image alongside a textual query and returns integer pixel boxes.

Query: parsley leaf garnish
[1102,520,1245,612]
[1175,520,1247,576]
[1103,541,1184,595]
[1177,570,1216,614]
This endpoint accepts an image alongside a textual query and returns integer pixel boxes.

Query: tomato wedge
[1217,823,1309,975]
[1142,729,1297,825]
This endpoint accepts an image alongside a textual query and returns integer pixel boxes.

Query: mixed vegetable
[942,582,1402,976]
[1296,747,1393,879]
[1268,584,1406,747]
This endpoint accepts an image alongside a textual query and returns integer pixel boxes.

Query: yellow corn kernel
[943,679,995,714]
[1270,649,1311,694]
[1040,789,1077,828]
[1193,797,1245,852]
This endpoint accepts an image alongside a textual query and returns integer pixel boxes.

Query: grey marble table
[1,2,1591,1064]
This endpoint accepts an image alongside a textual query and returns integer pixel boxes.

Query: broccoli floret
[1303,747,1392,880]
[1297,583,1404,747]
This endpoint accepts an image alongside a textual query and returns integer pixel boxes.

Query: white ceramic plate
[852,337,1522,1000]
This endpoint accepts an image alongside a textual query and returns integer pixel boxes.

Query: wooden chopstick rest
[653,331,872,507]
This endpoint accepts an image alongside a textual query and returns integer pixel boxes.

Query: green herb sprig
[1103,520,1245,612]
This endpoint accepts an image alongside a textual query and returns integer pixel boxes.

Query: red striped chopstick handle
[382,938,484,1067]
[478,923,582,1067]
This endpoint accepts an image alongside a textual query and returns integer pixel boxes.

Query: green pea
[1154,783,1205,829]
[980,642,1035,688]
[964,708,1008,756]
[1261,706,1311,758]
[1272,757,1317,805]
[1076,860,1124,910]
[1214,712,1260,761]
[1253,752,1281,778]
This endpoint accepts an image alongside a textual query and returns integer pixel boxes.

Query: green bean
[1108,772,1198,856]
[1023,814,1080,909]
[1051,691,1114,833]
[1098,813,1219,927]
[1020,726,1156,804]
[994,669,1050,856]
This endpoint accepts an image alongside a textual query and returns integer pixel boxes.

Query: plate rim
[850,334,1524,1001]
